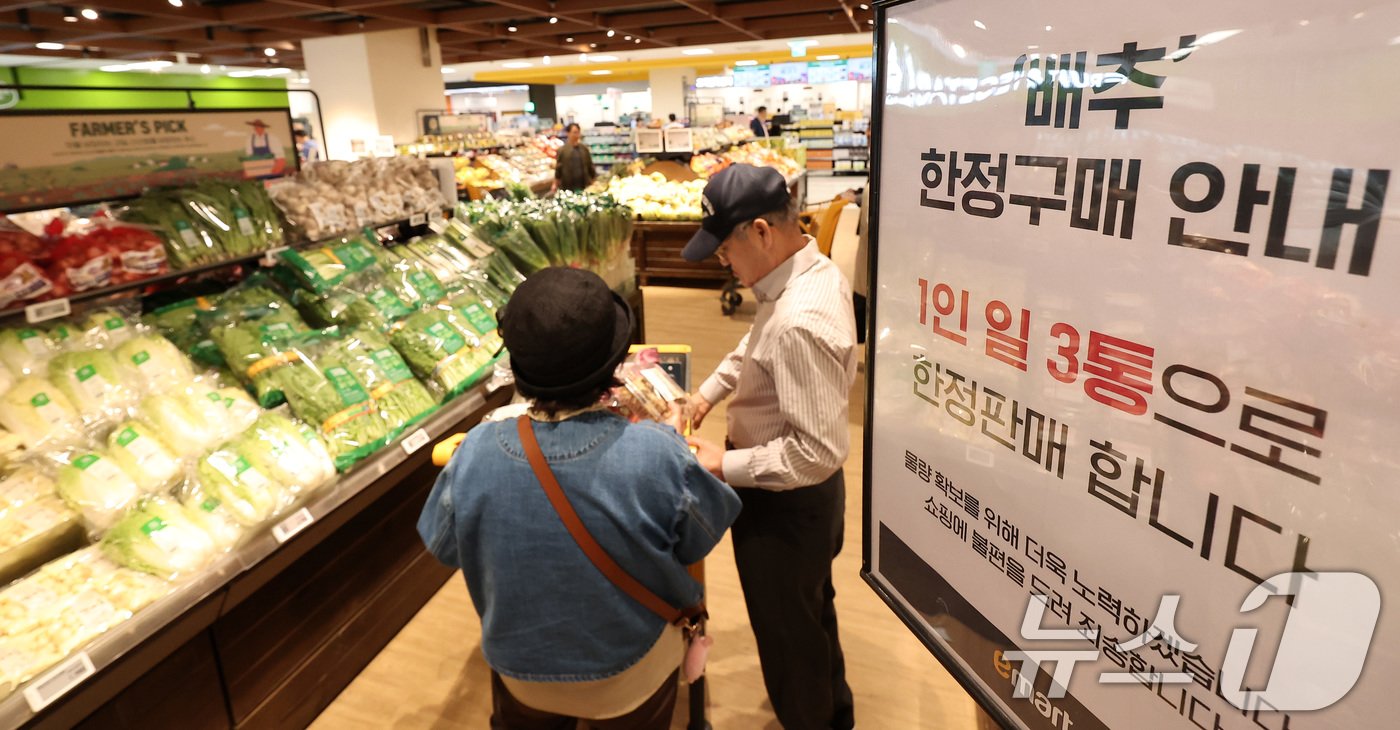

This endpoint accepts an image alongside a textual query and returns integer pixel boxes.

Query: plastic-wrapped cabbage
[46,323,79,353]
[0,377,83,450]
[49,350,140,421]
[106,421,182,494]
[180,383,244,443]
[235,412,336,495]
[79,309,136,348]
[138,394,218,457]
[0,328,54,376]
[116,334,196,391]
[178,483,245,551]
[56,450,143,530]
[100,498,219,578]
[0,465,54,507]
[195,447,282,527]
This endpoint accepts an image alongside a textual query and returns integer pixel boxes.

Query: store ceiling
[0,0,875,69]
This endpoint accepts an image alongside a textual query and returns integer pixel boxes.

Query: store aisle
[806,174,866,204]
[310,285,979,730]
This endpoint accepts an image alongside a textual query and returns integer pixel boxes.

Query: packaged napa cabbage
[177,483,244,551]
[106,420,182,494]
[79,309,136,348]
[116,334,196,391]
[0,377,83,450]
[137,394,218,457]
[56,449,143,531]
[194,447,283,527]
[49,350,140,422]
[0,328,55,376]
[234,412,336,494]
[0,464,54,507]
[180,382,248,443]
[100,497,219,578]
[46,322,79,353]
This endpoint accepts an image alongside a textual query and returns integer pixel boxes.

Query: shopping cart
[432,432,712,730]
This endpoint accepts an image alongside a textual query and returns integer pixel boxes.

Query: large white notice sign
[863,2,1400,729]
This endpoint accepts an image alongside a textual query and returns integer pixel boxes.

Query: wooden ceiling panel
[4,0,868,68]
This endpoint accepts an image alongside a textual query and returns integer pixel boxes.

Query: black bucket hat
[499,267,633,398]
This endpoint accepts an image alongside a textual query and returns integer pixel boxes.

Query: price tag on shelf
[259,246,289,267]
[23,652,95,712]
[409,213,427,227]
[271,508,314,543]
[401,428,431,455]
[25,298,70,324]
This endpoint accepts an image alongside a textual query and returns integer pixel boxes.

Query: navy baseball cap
[682,163,790,262]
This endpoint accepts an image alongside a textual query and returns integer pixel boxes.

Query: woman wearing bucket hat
[418,267,741,729]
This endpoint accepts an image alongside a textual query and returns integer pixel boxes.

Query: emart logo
[995,650,1075,730]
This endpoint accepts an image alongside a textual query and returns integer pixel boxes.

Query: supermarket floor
[309,284,982,729]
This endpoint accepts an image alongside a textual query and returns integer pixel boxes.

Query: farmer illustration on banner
[241,118,288,178]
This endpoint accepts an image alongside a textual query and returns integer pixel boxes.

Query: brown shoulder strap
[516,416,704,626]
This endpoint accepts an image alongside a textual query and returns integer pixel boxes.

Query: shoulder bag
[516,416,712,684]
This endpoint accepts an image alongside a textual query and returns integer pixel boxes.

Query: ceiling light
[590,69,611,75]
[80,7,98,20]
[35,42,65,50]
[606,29,615,37]
[624,35,631,41]
[951,43,966,58]
[867,19,874,24]
[589,54,619,62]
[441,67,455,73]
[816,54,839,61]
[228,67,290,78]
[681,48,713,55]
[507,24,518,32]
[200,64,211,73]
[787,39,818,47]
[543,55,551,64]
[565,36,573,42]
[1298,19,1310,26]
[589,42,597,48]
[549,16,558,24]
[634,38,640,44]
[1045,25,1053,31]
[973,19,985,29]
[503,61,532,68]
[99,60,173,72]
[578,53,587,62]
[735,59,758,66]
[63,7,77,22]
[264,47,276,56]
[859,2,869,8]
[168,0,183,7]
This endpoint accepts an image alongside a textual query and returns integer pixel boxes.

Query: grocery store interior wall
[649,67,694,124]
[364,29,445,144]
[557,91,652,127]
[0,67,289,110]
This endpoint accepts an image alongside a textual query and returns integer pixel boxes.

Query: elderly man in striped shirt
[683,164,858,730]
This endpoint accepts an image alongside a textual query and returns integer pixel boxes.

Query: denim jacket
[418,411,742,681]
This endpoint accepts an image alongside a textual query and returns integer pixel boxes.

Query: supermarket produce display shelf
[0,212,444,327]
[629,172,804,286]
[0,381,513,730]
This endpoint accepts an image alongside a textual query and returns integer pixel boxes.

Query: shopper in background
[664,113,684,129]
[750,106,770,138]
[419,267,741,730]
[553,122,596,192]
[294,129,322,164]
[682,164,858,730]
